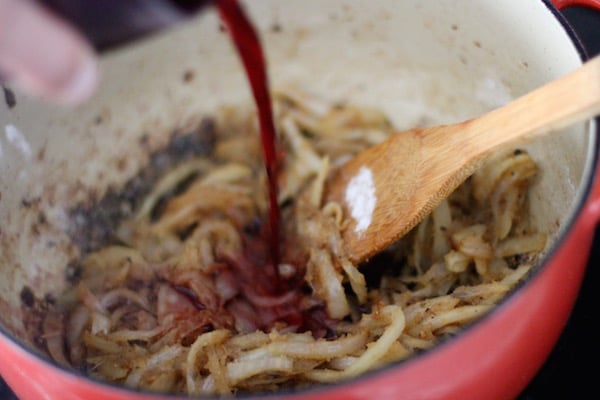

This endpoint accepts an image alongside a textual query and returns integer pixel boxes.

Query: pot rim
[1,1,598,399]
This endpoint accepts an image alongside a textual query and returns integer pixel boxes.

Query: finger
[0,0,98,105]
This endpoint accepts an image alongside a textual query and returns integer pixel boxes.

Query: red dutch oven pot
[1,0,600,399]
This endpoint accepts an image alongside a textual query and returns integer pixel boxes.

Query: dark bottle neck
[39,0,213,51]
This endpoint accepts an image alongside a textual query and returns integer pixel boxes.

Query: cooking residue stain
[345,166,376,235]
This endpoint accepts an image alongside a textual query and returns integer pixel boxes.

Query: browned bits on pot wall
[270,23,282,33]
[182,69,195,83]
[29,212,48,237]
[94,108,111,126]
[36,146,47,162]
[116,157,128,172]
[19,286,35,308]
[66,118,217,255]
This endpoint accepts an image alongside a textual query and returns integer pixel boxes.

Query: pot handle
[550,0,600,11]
[551,0,600,9]
[551,0,600,224]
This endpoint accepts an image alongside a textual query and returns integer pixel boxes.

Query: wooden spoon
[326,54,600,264]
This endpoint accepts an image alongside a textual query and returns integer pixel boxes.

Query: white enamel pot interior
[1,1,600,399]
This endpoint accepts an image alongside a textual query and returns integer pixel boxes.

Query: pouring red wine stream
[217,0,282,271]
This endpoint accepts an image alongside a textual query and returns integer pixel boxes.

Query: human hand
[0,0,98,105]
